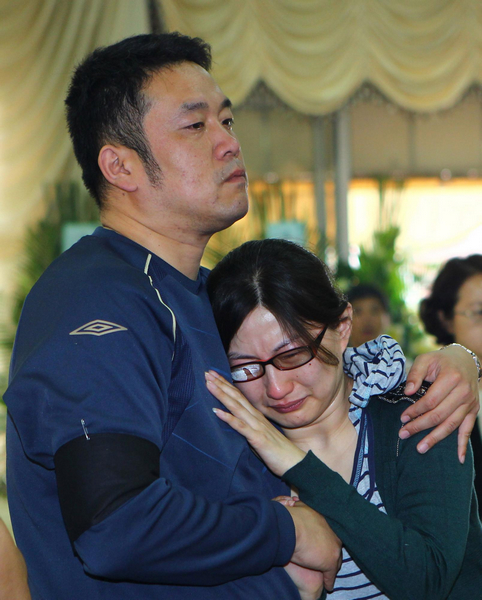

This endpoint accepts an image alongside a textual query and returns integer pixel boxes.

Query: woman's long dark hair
[207,239,348,365]
[419,254,482,344]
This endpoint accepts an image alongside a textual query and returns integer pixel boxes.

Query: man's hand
[401,345,479,463]
[284,562,325,600]
[284,501,342,592]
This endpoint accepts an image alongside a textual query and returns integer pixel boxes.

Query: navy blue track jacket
[5,228,298,599]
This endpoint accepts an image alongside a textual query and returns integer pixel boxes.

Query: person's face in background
[349,296,390,347]
[446,273,482,360]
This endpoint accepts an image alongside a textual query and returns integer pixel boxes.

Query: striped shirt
[331,405,387,599]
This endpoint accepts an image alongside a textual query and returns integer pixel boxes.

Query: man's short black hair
[65,33,212,207]
[347,284,389,314]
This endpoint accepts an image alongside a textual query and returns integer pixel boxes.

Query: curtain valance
[161,0,482,114]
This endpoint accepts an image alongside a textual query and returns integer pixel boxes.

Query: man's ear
[337,304,353,351]
[98,145,139,193]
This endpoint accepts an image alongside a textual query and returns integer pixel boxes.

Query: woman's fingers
[205,370,257,414]
[211,406,264,449]
[206,371,270,433]
[206,371,306,476]
[272,495,298,507]
[206,371,271,443]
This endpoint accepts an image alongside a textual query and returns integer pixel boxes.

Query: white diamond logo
[69,320,128,337]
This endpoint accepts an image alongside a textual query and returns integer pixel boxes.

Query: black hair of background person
[346,284,390,315]
[420,254,482,519]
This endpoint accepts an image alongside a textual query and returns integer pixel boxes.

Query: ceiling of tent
[0,0,149,292]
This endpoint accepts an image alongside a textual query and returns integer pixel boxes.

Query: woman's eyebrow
[227,352,258,361]
[273,339,294,353]
[228,339,293,361]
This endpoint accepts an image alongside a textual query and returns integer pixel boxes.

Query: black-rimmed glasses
[230,325,329,383]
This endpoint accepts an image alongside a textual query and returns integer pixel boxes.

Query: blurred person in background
[347,284,391,348]
[0,518,30,599]
[420,255,482,518]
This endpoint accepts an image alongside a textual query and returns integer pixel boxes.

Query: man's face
[140,62,248,238]
[350,297,390,347]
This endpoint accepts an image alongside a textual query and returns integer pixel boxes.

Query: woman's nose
[264,366,294,400]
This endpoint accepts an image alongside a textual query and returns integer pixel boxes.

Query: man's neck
[101,207,207,281]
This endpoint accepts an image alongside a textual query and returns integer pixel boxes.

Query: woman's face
[227,306,351,430]
[449,273,482,359]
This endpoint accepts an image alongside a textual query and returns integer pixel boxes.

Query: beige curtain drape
[0,0,148,297]
[161,0,482,114]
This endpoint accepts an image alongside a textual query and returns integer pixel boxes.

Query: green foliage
[334,176,431,357]
[203,181,323,269]
[11,219,61,328]
[1,181,98,390]
[355,226,405,322]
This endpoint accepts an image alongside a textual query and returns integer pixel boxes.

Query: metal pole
[147,0,165,34]
[312,116,326,239]
[334,106,351,264]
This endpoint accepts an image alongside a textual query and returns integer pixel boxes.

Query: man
[4,33,479,598]
[5,32,339,600]
[348,284,391,347]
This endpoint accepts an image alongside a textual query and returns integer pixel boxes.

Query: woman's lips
[271,398,306,414]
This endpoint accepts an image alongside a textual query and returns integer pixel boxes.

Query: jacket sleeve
[74,483,294,585]
[282,407,474,600]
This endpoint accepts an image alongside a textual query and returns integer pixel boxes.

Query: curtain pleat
[161,0,482,113]
[0,0,149,284]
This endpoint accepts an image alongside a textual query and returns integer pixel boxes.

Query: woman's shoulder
[376,380,432,405]
[366,381,435,451]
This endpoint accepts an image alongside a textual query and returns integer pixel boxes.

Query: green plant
[337,178,427,358]
[1,181,98,393]
[203,180,323,269]
[356,226,405,321]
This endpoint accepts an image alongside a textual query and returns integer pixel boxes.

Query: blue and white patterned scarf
[343,335,406,408]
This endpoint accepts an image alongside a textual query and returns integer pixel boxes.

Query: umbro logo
[69,320,128,337]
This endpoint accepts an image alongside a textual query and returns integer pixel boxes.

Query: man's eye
[223,118,234,130]
[188,122,204,130]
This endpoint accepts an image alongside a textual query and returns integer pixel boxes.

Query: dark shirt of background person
[420,255,482,519]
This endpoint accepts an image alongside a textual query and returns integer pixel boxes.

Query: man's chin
[219,196,249,230]
[232,196,249,222]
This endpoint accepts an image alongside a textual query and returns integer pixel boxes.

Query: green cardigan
[283,383,482,599]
